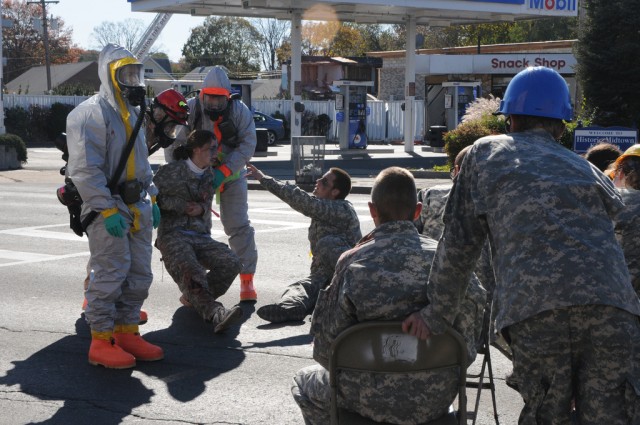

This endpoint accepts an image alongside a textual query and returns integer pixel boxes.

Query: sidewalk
[5,144,451,194]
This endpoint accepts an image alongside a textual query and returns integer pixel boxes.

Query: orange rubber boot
[240,273,257,302]
[82,298,148,325]
[88,331,136,369]
[113,324,164,361]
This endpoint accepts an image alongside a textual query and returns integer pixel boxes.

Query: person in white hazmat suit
[66,44,163,369]
[166,66,258,302]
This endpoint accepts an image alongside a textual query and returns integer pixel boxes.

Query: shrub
[0,133,28,163]
[444,95,506,165]
[443,120,494,165]
[4,103,75,145]
[4,106,31,142]
[46,103,75,141]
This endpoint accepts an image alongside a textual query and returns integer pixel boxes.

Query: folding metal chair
[466,339,500,425]
[329,321,468,425]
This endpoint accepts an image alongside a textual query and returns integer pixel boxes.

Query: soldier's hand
[402,311,432,340]
[185,202,204,217]
[246,162,264,180]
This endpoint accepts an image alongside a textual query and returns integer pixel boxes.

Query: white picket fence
[3,94,426,143]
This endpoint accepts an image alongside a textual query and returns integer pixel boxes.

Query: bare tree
[251,18,289,71]
[90,19,145,52]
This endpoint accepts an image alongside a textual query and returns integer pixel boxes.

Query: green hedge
[0,133,28,163]
[4,102,74,145]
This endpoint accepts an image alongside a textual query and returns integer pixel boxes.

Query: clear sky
[48,0,205,62]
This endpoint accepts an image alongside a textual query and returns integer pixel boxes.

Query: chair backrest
[329,321,468,425]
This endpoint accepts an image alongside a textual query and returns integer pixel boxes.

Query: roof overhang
[127,0,578,25]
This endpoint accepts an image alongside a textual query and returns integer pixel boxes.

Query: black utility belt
[114,179,143,204]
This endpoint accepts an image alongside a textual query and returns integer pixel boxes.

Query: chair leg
[485,347,499,425]
[467,344,500,425]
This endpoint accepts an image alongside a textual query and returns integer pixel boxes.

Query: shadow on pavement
[0,307,247,423]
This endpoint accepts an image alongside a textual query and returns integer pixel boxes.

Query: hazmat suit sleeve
[66,96,116,214]
[222,100,257,174]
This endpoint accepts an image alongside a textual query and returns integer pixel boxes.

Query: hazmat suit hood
[202,66,232,92]
[98,44,143,112]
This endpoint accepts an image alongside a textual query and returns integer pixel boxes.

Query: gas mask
[148,106,180,149]
[116,63,146,107]
[202,93,229,121]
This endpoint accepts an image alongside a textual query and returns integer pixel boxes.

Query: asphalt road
[0,148,523,424]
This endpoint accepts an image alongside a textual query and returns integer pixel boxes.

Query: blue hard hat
[497,66,573,121]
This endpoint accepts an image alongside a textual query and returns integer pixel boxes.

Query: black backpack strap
[81,98,147,231]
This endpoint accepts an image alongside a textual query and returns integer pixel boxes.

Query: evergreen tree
[577,0,640,127]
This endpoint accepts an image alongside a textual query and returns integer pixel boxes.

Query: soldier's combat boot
[113,324,164,361]
[256,303,307,323]
[88,330,136,369]
[239,273,257,302]
[211,306,243,334]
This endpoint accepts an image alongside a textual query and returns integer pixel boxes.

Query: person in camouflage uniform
[416,145,498,352]
[611,145,640,297]
[292,167,486,425]
[403,67,640,424]
[246,163,361,323]
[153,130,243,334]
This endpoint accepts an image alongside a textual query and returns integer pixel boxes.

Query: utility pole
[27,0,58,94]
[0,2,5,134]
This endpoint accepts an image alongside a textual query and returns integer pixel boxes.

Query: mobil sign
[466,0,578,14]
[573,127,638,154]
[528,0,577,12]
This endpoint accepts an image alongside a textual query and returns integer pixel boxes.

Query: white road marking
[0,251,89,268]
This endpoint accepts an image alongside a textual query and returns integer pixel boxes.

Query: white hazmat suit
[67,44,157,332]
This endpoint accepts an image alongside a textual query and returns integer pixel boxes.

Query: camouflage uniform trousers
[292,364,458,425]
[277,235,352,313]
[157,232,242,321]
[505,305,640,425]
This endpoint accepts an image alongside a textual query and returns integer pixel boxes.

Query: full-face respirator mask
[116,63,146,107]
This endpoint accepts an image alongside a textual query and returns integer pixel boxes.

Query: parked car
[253,111,285,146]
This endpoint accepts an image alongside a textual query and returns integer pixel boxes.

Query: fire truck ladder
[131,12,172,63]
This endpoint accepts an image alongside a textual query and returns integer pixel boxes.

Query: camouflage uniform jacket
[259,176,361,272]
[421,128,640,336]
[310,220,486,424]
[615,188,640,296]
[415,184,451,239]
[153,160,215,238]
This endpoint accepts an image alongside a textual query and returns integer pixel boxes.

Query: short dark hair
[616,156,640,190]
[584,141,622,172]
[173,130,214,161]
[371,167,417,223]
[512,114,565,139]
[329,167,351,200]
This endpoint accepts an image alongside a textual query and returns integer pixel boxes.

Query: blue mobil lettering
[529,0,577,11]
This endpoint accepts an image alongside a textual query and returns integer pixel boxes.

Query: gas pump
[229,80,253,110]
[335,80,373,149]
[442,81,481,130]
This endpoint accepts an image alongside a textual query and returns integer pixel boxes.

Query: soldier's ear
[368,202,378,221]
[413,202,422,221]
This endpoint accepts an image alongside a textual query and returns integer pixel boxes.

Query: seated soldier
[246,163,361,323]
[153,130,243,333]
[292,166,486,424]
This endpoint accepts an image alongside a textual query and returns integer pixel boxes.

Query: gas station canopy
[127,0,578,151]
[128,0,578,24]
